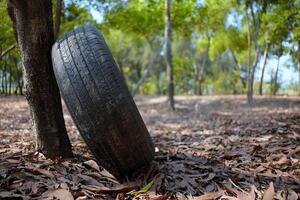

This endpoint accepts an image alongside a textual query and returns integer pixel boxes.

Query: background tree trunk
[298,41,300,96]
[272,55,280,96]
[164,0,175,110]
[4,62,8,96]
[247,1,260,105]
[7,0,72,158]
[54,0,62,40]
[8,64,12,95]
[259,44,269,96]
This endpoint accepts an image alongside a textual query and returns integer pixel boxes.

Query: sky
[89,5,298,88]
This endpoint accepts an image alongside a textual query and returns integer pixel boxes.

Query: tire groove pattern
[52,25,154,178]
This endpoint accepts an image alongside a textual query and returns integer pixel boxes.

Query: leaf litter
[0,95,300,199]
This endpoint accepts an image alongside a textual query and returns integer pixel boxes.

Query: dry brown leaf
[83,160,100,171]
[95,181,141,194]
[194,191,223,200]
[274,156,291,166]
[78,174,105,186]
[287,189,298,200]
[99,168,116,179]
[150,194,171,200]
[0,191,26,199]
[28,167,55,179]
[42,189,73,200]
[262,182,275,200]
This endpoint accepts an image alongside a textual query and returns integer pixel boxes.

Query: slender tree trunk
[4,63,8,96]
[14,59,18,94]
[298,41,300,96]
[194,37,210,96]
[246,13,252,102]
[247,2,260,105]
[1,69,4,94]
[54,0,62,40]
[259,44,269,95]
[272,56,280,96]
[7,0,72,158]
[8,64,12,95]
[19,80,23,95]
[164,0,175,110]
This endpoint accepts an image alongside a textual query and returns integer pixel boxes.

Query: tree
[164,0,175,110]
[54,0,63,39]
[258,43,269,95]
[246,0,261,104]
[6,0,72,158]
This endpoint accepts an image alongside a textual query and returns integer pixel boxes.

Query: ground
[0,95,299,199]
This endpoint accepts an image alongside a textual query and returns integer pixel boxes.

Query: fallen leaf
[287,189,298,200]
[131,177,155,196]
[262,182,275,200]
[150,194,171,200]
[274,156,291,166]
[42,189,73,200]
[0,191,25,199]
[78,174,105,186]
[95,181,141,194]
[194,191,224,200]
[29,167,55,179]
[83,160,100,171]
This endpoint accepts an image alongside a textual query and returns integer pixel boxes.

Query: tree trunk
[272,56,280,96]
[297,40,300,96]
[7,0,72,158]
[164,0,175,110]
[19,79,23,95]
[1,68,4,94]
[14,59,19,94]
[4,63,8,96]
[54,0,62,40]
[259,44,269,96]
[194,37,209,96]
[8,64,12,95]
[247,1,260,105]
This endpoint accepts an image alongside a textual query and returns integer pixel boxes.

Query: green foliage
[0,0,299,96]
[60,3,96,35]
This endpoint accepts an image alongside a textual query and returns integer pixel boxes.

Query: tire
[51,25,154,179]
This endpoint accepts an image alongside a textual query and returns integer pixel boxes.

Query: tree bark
[164,0,175,110]
[1,68,4,94]
[7,0,72,158]
[8,63,12,95]
[247,1,260,105]
[54,0,62,40]
[258,44,269,96]
[4,62,8,96]
[297,40,300,96]
[272,55,280,96]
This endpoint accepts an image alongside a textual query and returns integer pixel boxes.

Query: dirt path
[0,95,299,199]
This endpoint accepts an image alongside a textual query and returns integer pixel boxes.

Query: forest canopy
[1,0,300,98]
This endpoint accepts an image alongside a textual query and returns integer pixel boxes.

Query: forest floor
[0,95,299,200]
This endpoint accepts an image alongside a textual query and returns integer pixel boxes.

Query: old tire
[51,25,154,178]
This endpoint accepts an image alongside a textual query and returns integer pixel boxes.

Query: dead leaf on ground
[42,188,73,200]
[262,182,275,200]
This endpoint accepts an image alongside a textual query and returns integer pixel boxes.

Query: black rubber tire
[51,25,154,178]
